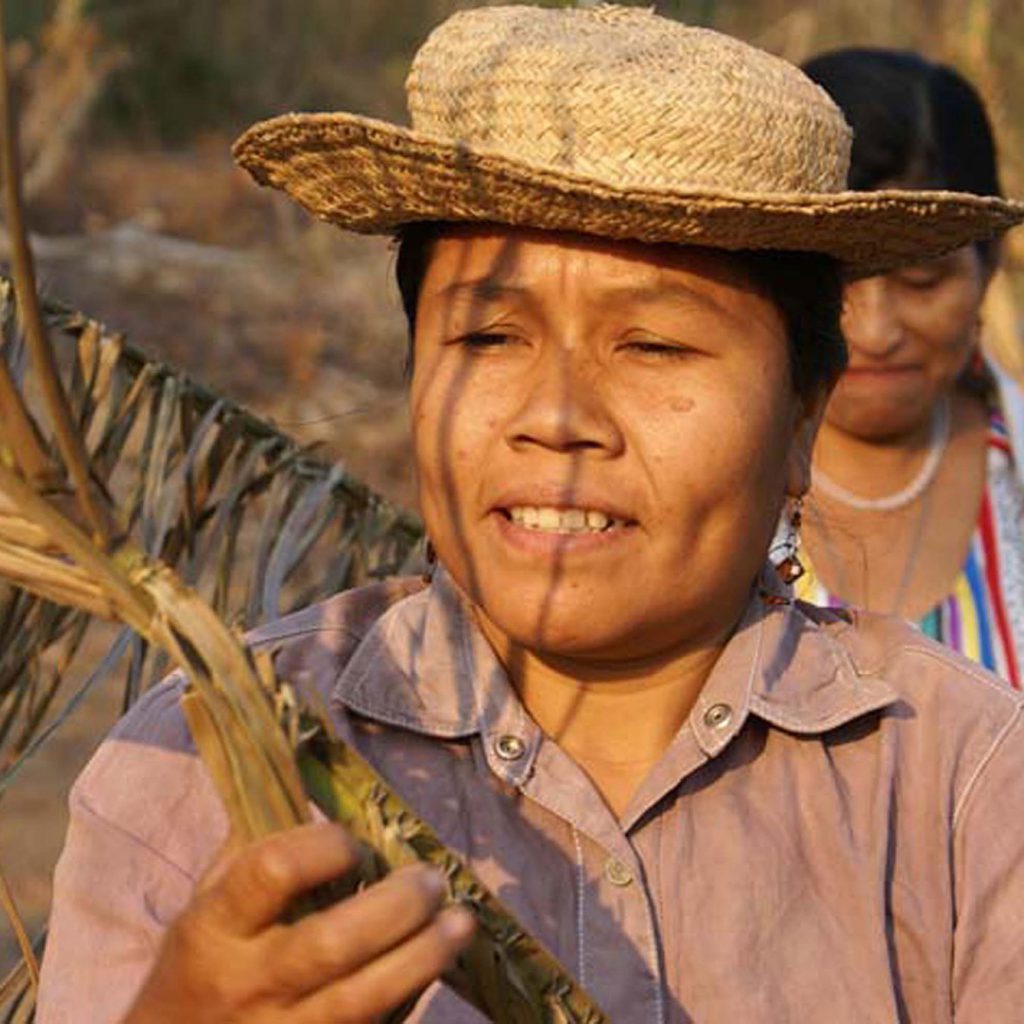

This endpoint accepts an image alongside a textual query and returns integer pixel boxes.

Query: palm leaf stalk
[0,483,609,1020]
[0,6,608,1020]
[301,728,609,1023]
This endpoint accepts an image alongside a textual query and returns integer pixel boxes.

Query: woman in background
[799,49,1024,686]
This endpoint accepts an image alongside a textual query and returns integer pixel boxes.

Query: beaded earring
[422,539,437,582]
[771,496,806,586]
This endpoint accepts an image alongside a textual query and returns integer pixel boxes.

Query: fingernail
[439,906,475,942]
[399,863,445,897]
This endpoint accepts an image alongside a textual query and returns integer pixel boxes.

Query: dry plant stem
[0,374,41,473]
[180,691,254,841]
[0,460,152,633]
[0,294,51,488]
[0,538,115,617]
[0,455,310,841]
[0,860,37,996]
[142,568,310,839]
[0,1,114,546]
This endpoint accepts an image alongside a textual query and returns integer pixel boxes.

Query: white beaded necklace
[812,398,952,512]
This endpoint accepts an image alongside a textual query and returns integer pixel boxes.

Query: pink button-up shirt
[38,570,1024,1022]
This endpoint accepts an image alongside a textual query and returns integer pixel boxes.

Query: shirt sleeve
[36,679,225,1024]
[36,779,197,1023]
[951,704,1024,1021]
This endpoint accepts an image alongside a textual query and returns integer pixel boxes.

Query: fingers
[133,824,477,1024]
[293,905,476,1024]
[196,823,358,935]
[266,863,450,998]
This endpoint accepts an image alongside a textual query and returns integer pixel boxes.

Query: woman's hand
[123,822,475,1023]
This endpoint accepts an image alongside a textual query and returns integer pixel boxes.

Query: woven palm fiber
[233,4,1023,274]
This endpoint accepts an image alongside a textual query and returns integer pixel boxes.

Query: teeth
[538,508,561,531]
[506,506,621,533]
[563,509,587,530]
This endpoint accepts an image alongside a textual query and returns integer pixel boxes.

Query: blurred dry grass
[3,0,1024,997]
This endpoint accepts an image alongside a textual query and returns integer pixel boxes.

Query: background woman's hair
[802,47,1003,269]
[803,48,1002,400]
[394,222,846,403]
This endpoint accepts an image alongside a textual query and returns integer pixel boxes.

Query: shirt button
[494,734,526,761]
[704,703,733,730]
[604,857,634,887]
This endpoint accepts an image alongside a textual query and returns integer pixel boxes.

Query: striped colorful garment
[797,413,1024,689]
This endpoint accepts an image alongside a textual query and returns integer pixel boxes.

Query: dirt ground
[0,137,418,976]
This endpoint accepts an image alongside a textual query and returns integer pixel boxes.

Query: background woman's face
[410,227,811,662]
[826,245,987,440]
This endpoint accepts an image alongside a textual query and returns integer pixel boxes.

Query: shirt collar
[327,568,542,784]
[330,567,900,762]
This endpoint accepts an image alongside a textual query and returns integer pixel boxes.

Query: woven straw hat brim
[234,112,1024,276]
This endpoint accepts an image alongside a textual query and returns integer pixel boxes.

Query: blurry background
[3,0,1024,981]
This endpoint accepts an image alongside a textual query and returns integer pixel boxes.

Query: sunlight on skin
[408,226,822,801]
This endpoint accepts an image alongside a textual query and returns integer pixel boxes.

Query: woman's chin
[475,592,637,661]
[476,589,697,665]
[826,395,933,443]
[491,607,611,657]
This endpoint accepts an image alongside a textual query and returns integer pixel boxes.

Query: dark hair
[394,222,846,403]
[802,48,1003,268]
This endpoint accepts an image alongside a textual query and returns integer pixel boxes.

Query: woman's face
[825,245,988,441]
[410,226,817,662]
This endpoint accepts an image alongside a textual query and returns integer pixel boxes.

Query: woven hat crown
[405,4,852,196]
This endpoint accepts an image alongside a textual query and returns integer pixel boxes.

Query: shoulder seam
[250,621,366,651]
[891,644,1021,704]
[70,786,200,884]
[953,702,1024,829]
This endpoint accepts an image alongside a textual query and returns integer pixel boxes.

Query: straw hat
[233,4,1022,273]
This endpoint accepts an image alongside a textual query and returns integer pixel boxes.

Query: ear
[971,246,999,346]
[785,388,829,498]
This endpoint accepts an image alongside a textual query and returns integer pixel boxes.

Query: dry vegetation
[2,0,1024,1006]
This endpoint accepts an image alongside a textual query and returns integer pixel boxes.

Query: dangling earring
[422,539,437,583]
[772,496,805,586]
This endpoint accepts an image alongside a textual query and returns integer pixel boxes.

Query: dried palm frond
[0,4,607,1020]
[0,289,423,776]
[0,461,610,1022]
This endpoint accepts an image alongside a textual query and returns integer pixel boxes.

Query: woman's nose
[506,348,624,456]
[841,276,904,358]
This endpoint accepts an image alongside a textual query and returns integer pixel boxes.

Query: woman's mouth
[842,364,922,379]
[503,505,626,534]
[491,504,637,555]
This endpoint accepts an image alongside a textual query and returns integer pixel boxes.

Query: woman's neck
[803,391,990,618]
[813,406,940,499]
[476,614,728,815]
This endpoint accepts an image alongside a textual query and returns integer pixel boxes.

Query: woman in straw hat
[38,6,1024,1023]
[794,48,1024,688]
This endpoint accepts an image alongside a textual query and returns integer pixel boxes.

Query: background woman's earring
[422,539,437,582]
[774,497,806,586]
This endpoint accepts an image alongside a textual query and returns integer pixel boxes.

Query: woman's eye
[894,267,944,290]
[458,331,514,350]
[623,339,690,358]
